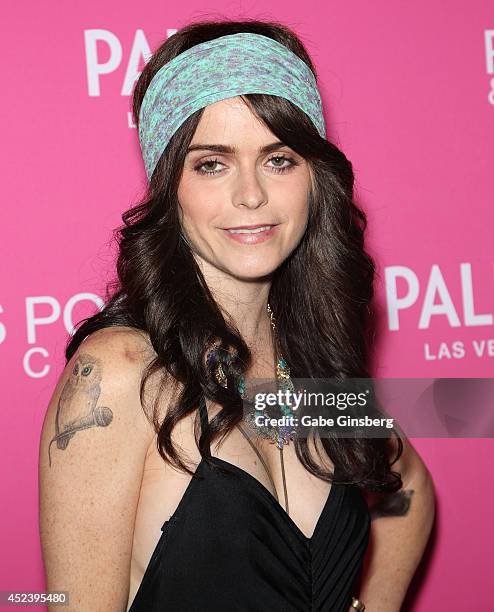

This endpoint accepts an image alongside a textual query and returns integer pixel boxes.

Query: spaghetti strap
[198,395,211,455]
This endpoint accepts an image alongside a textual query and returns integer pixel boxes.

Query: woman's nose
[231,165,268,209]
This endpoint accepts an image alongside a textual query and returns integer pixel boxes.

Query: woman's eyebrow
[186,141,288,155]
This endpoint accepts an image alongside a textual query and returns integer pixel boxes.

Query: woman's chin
[225,262,279,282]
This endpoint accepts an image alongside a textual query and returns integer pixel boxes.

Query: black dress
[129,397,370,611]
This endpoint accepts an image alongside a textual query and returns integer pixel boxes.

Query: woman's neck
[196,255,273,346]
[196,255,278,374]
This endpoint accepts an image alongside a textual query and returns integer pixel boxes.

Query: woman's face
[177,96,312,281]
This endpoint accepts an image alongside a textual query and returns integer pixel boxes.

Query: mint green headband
[138,32,326,180]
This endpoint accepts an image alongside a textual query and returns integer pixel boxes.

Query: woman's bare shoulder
[80,325,155,361]
[79,325,181,424]
[39,325,164,610]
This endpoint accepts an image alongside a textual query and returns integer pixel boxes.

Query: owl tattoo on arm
[48,353,113,467]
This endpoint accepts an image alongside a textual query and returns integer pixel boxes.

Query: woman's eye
[194,154,298,176]
[195,159,224,175]
[267,155,297,173]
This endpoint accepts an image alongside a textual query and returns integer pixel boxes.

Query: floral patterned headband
[138,32,327,180]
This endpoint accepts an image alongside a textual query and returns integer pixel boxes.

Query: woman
[39,19,435,612]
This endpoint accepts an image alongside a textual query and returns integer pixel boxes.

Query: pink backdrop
[2,1,493,609]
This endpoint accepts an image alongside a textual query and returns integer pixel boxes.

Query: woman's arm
[355,437,436,611]
[39,328,156,612]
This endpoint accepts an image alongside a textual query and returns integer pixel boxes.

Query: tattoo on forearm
[369,489,414,520]
[48,353,113,467]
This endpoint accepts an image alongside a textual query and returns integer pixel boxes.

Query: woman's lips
[222,224,278,244]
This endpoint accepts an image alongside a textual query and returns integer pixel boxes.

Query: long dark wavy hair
[66,18,403,492]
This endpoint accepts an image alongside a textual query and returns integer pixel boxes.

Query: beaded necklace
[211,303,297,513]
[239,303,297,449]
